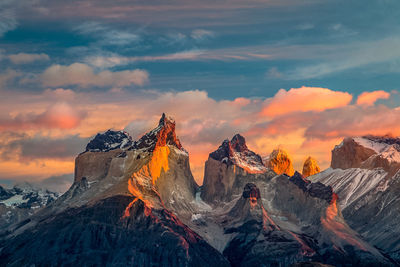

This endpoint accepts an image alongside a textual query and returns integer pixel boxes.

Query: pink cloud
[0,102,85,131]
[1,86,400,184]
[356,90,390,106]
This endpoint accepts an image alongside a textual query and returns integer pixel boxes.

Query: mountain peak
[231,134,248,152]
[209,134,266,173]
[332,135,400,170]
[135,113,183,152]
[266,148,295,176]
[85,130,133,152]
[302,156,320,178]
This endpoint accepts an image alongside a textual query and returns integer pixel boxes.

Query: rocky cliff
[303,156,321,178]
[266,147,295,176]
[201,134,271,204]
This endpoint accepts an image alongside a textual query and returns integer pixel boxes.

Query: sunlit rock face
[313,135,400,262]
[302,156,321,178]
[201,134,270,204]
[266,148,295,176]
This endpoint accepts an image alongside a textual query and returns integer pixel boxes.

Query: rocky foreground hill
[0,114,398,266]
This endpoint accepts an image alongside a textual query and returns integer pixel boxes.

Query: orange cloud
[261,86,352,117]
[356,90,390,106]
[1,86,399,186]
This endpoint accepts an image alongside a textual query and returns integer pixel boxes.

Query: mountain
[196,137,391,266]
[0,114,227,266]
[0,119,395,266]
[201,134,271,204]
[0,183,59,229]
[303,156,321,178]
[312,135,400,262]
[266,147,295,176]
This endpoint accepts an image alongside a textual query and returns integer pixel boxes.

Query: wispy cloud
[74,21,141,46]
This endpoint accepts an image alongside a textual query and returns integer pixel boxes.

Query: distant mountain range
[1,114,399,266]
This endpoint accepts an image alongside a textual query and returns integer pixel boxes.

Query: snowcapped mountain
[312,135,400,262]
[0,120,396,266]
[0,183,59,229]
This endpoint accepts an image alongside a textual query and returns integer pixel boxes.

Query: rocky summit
[266,147,295,176]
[303,156,321,178]
[0,117,397,266]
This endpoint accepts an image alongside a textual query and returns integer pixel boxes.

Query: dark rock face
[289,172,333,203]
[86,130,132,152]
[242,183,261,200]
[0,195,230,267]
[209,134,263,166]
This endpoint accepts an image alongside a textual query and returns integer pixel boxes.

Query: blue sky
[1,0,400,99]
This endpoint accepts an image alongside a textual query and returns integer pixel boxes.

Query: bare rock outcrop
[266,148,295,176]
[302,156,321,178]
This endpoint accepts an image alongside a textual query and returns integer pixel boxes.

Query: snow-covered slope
[312,135,400,262]
[0,183,59,229]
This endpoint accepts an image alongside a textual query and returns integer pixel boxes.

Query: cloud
[0,86,399,184]
[0,134,88,161]
[41,63,149,88]
[356,90,390,106]
[296,23,314,30]
[285,37,400,79]
[8,53,50,64]
[84,50,204,68]
[0,69,20,87]
[0,102,85,131]
[36,174,73,193]
[266,67,283,79]
[261,86,352,117]
[74,21,140,46]
[0,7,17,37]
[191,29,215,40]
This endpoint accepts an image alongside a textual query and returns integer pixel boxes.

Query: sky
[1,0,400,190]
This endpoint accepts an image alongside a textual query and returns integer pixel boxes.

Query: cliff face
[302,156,321,178]
[201,134,270,204]
[331,137,376,169]
[266,148,295,176]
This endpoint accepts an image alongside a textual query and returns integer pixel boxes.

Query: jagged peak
[209,134,266,174]
[302,156,320,178]
[85,129,133,152]
[231,134,248,152]
[135,113,183,152]
[266,147,295,176]
[289,171,333,203]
